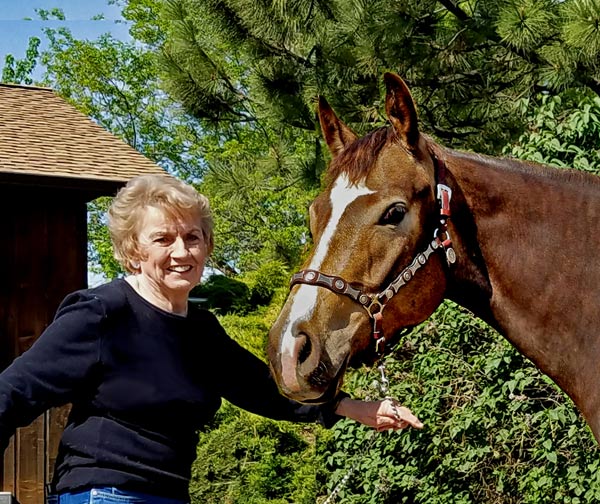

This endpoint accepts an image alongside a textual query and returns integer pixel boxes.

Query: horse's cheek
[333,309,372,359]
[386,260,447,328]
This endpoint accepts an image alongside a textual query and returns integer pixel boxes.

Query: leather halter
[289,154,455,356]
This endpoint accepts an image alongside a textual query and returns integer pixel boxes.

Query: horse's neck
[446,151,600,420]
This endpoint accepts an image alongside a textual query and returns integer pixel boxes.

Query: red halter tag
[373,311,385,355]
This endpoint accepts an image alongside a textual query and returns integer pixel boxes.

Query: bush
[190,403,322,504]
[317,301,600,503]
[505,91,600,174]
[243,260,290,307]
[191,274,251,314]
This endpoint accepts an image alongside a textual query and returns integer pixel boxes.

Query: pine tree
[157,0,600,154]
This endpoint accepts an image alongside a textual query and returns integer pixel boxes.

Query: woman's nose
[170,236,189,256]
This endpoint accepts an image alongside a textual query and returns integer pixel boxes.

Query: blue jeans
[46,488,188,504]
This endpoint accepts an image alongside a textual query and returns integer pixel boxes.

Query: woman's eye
[380,204,406,226]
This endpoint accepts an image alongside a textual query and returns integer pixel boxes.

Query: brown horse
[267,72,600,443]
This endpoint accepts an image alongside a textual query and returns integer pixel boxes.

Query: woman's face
[135,205,206,297]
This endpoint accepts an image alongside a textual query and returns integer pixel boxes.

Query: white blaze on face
[279,174,375,359]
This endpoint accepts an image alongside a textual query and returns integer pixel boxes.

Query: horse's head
[268,73,451,402]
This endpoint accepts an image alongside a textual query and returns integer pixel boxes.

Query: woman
[0,174,422,504]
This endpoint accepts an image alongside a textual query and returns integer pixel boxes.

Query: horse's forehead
[309,173,375,270]
[334,148,425,197]
[315,173,375,220]
[311,143,429,229]
[371,143,424,185]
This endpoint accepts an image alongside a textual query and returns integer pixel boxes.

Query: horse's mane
[446,147,600,190]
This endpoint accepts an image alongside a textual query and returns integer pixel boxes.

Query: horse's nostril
[297,332,312,364]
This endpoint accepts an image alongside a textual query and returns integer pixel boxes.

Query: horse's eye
[380,204,406,226]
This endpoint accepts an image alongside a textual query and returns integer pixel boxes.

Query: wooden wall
[0,186,88,504]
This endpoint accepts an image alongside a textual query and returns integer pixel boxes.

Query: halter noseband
[289,155,455,356]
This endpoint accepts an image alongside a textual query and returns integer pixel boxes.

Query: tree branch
[436,0,469,22]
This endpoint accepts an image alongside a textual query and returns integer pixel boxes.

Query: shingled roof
[0,83,167,196]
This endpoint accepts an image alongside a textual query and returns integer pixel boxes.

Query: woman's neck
[125,275,188,316]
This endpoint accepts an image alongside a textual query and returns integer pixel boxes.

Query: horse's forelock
[327,127,397,186]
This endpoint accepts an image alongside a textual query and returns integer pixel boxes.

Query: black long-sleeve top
[0,279,342,500]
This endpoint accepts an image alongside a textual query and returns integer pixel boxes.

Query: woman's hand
[335,397,423,432]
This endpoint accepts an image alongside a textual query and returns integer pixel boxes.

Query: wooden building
[0,83,167,504]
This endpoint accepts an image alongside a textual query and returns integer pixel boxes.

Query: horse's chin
[292,354,350,404]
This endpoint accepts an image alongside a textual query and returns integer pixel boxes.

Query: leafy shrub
[505,91,600,174]
[191,274,250,313]
[190,402,322,504]
[318,302,600,503]
[217,308,273,361]
[241,260,290,307]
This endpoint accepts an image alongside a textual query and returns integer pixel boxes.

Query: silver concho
[445,247,457,264]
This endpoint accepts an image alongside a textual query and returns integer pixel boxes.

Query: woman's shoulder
[56,278,129,319]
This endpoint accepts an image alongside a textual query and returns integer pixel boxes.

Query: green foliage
[191,274,251,314]
[157,0,600,156]
[562,0,600,60]
[198,130,319,272]
[505,90,600,174]
[241,259,290,306]
[191,261,289,316]
[87,197,125,280]
[318,302,600,503]
[112,0,168,48]
[190,403,320,504]
[217,308,273,361]
[496,0,557,52]
[1,37,41,85]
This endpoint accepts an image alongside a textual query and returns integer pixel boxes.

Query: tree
[1,37,40,85]
[506,90,600,174]
[151,0,600,274]
[158,0,600,156]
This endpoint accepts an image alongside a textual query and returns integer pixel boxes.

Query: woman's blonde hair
[108,174,214,273]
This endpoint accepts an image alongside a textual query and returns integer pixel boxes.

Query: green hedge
[318,302,600,503]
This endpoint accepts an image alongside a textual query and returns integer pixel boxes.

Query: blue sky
[0,0,131,80]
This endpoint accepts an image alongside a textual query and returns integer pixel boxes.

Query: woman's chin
[164,274,200,294]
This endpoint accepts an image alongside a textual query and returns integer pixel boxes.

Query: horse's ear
[384,73,419,151]
[317,96,358,158]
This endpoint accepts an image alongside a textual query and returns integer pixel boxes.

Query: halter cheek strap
[289,155,455,356]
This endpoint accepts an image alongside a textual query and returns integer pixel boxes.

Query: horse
[267,72,600,444]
